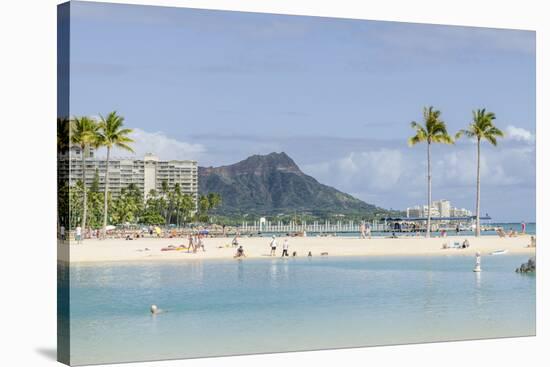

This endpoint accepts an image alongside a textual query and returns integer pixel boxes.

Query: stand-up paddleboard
[490,249,508,255]
[473,252,482,272]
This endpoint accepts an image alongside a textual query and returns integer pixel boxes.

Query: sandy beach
[59,234,535,263]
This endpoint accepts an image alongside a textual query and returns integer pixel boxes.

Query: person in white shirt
[282,239,289,257]
[75,226,82,244]
[269,235,277,256]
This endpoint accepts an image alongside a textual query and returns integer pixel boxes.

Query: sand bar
[59,235,535,263]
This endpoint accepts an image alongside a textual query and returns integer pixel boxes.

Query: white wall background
[0,0,547,366]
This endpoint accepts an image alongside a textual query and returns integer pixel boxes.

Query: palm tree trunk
[475,138,481,237]
[426,142,432,238]
[102,147,111,239]
[81,145,88,235]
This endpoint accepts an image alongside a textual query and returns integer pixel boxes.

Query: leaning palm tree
[409,106,454,238]
[97,111,134,239]
[456,109,503,237]
[70,116,100,235]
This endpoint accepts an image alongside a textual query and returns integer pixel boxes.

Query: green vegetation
[66,113,222,233]
[70,116,100,231]
[198,152,398,221]
[456,109,504,237]
[97,111,134,238]
[408,106,454,238]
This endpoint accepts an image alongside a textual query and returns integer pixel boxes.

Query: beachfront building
[406,200,471,219]
[60,147,198,203]
[450,207,472,217]
[433,200,451,218]
[406,205,440,218]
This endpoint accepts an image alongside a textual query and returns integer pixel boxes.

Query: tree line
[409,107,504,238]
[67,111,221,237]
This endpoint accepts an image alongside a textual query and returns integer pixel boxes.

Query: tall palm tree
[409,106,453,238]
[71,116,99,235]
[456,109,503,237]
[97,111,134,238]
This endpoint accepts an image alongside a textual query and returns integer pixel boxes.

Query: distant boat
[490,249,508,255]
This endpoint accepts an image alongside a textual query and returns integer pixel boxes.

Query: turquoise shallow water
[64,254,536,365]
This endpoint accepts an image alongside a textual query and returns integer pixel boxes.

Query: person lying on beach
[161,245,177,251]
[234,246,246,258]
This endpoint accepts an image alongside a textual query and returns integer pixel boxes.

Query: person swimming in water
[150,304,162,315]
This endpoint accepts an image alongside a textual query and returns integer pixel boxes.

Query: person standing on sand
[269,235,277,256]
[282,239,289,257]
[366,223,372,239]
[75,225,82,244]
[198,235,206,252]
[521,222,526,234]
[359,222,366,239]
[187,234,195,253]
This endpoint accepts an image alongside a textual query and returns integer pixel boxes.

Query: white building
[406,200,471,218]
[406,205,440,218]
[60,147,198,203]
[433,199,451,218]
[450,207,472,217]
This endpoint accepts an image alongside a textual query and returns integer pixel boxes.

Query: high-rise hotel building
[60,146,198,203]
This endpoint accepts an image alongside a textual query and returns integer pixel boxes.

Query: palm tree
[456,109,503,237]
[409,106,453,238]
[71,116,99,235]
[97,111,134,238]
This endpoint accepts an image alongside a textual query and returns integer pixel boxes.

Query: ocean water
[65,254,536,365]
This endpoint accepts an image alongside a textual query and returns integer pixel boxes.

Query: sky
[68,1,536,222]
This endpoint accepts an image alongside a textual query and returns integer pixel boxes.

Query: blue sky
[68,1,536,222]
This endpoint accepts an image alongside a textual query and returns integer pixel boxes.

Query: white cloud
[301,140,534,214]
[303,149,404,192]
[97,128,205,160]
[505,125,535,143]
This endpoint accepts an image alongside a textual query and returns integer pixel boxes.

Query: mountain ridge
[198,152,385,217]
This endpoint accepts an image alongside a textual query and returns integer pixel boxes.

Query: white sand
[59,234,535,263]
